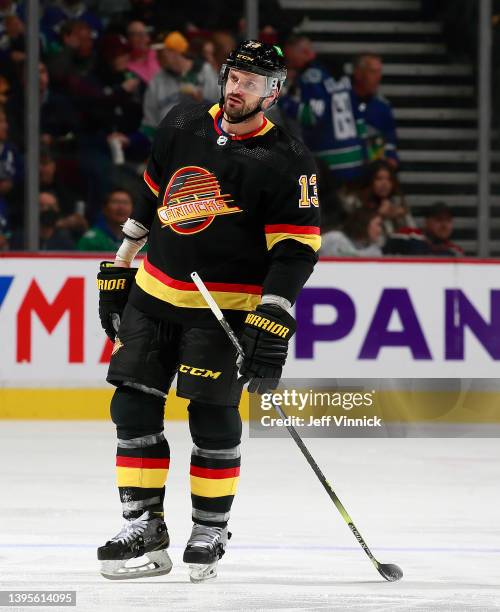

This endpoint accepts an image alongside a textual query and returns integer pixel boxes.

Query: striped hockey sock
[115,432,170,520]
[190,444,241,527]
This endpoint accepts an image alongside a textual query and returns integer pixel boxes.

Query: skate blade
[100,549,173,580]
[188,562,218,583]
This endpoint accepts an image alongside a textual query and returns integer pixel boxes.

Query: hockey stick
[191,271,403,582]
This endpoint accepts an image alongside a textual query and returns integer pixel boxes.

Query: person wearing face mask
[9,191,75,250]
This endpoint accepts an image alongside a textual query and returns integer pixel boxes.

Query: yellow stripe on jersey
[135,261,261,311]
[265,232,322,252]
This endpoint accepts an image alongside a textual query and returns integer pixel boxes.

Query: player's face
[224,69,271,120]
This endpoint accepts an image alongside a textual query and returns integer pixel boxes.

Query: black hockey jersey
[128,102,321,325]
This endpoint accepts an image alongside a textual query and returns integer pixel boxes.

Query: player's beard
[223,93,260,122]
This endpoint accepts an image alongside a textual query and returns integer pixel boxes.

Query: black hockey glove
[238,304,296,394]
[97,262,137,341]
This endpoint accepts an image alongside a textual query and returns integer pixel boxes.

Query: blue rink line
[0,544,499,554]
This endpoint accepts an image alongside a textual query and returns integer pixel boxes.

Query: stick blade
[378,563,403,582]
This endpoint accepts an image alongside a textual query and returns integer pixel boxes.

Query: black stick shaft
[271,401,379,569]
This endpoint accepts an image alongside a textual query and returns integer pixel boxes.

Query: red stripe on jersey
[143,256,262,294]
[264,224,320,235]
[116,456,170,469]
[190,465,241,479]
[144,170,159,192]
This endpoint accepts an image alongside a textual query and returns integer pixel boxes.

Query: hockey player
[96,40,321,583]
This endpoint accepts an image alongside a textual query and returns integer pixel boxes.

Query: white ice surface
[0,421,499,612]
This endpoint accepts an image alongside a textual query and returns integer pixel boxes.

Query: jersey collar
[208,103,275,140]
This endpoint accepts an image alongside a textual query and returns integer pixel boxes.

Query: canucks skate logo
[157,166,242,235]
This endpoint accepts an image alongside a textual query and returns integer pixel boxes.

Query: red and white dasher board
[1,254,500,387]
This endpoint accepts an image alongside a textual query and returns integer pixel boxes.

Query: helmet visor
[221,66,280,98]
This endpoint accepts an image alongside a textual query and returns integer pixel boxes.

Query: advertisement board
[1,254,500,418]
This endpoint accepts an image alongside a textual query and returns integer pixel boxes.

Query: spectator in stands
[47,19,96,93]
[320,208,383,257]
[39,148,88,238]
[280,35,369,181]
[284,35,317,80]
[126,20,160,84]
[96,33,145,146]
[40,148,74,215]
[280,43,398,186]
[364,161,412,235]
[142,31,219,132]
[8,62,79,149]
[211,31,236,71]
[38,61,80,147]
[188,35,218,73]
[384,202,464,257]
[278,34,330,141]
[351,53,398,168]
[60,32,147,213]
[39,191,76,250]
[9,191,76,250]
[41,0,103,48]
[0,105,22,229]
[77,188,133,251]
[0,12,25,70]
[339,160,413,234]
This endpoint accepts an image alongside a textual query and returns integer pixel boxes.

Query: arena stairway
[280,0,498,255]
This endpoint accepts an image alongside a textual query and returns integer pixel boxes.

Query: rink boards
[1,253,500,421]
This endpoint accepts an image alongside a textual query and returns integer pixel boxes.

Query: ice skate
[98,510,172,580]
[183,523,231,583]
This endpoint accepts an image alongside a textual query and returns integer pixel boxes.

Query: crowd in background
[0,0,464,257]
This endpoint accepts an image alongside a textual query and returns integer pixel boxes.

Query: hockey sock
[111,386,170,520]
[189,444,241,528]
[116,432,170,520]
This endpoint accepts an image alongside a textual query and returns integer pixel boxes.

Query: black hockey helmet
[219,40,287,123]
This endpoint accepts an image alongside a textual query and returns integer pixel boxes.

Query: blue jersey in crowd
[280,67,398,182]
